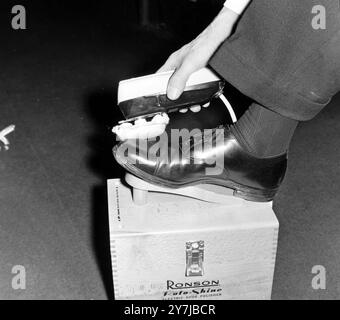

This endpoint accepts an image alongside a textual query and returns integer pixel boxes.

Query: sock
[231,102,298,157]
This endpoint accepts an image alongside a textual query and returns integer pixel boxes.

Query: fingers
[188,102,209,113]
[179,105,204,113]
[190,105,201,113]
[179,108,188,113]
[167,61,196,100]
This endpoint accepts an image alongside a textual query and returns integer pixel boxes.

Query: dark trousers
[210,0,340,121]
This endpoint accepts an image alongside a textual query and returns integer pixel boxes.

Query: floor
[0,1,339,299]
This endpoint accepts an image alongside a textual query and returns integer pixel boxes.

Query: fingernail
[203,102,210,108]
[168,86,181,100]
[179,108,188,113]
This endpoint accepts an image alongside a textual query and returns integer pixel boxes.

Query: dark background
[0,0,339,299]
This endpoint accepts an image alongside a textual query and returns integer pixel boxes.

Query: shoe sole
[120,160,277,203]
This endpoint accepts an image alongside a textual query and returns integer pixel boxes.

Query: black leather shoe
[113,127,287,202]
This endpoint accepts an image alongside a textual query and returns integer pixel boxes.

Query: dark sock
[231,102,298,157]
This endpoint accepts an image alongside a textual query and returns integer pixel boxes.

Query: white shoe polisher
[112,67,236,140]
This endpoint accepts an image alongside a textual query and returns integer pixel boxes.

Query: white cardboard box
[108,179,279,300]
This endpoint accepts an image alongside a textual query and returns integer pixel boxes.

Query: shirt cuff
[223,0,251,15]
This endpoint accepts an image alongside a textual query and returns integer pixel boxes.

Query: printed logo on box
[163,280,222,299]
[163,240,222,299]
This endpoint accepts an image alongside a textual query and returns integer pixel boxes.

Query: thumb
[167,61,195,100]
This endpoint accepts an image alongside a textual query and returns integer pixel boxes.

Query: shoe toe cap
[113,140,157,176]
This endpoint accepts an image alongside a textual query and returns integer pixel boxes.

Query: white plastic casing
[117,67,220,104]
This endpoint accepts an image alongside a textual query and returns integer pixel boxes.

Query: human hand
[157,7,239,112]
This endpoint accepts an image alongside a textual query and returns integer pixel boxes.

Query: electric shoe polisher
[112,67,237,140]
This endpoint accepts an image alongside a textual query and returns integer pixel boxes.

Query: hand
[158,7,239,110]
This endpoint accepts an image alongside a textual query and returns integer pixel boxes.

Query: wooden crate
[108,179,279,300]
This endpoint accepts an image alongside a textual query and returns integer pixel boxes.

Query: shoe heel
[233,187,277,202]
